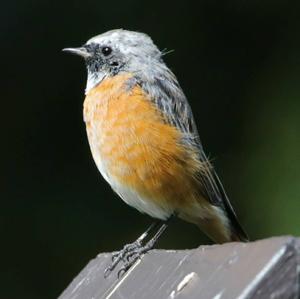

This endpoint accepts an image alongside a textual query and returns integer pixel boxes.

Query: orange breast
[83,73,204,214]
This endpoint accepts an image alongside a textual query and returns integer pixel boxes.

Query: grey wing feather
[133,65,248,241]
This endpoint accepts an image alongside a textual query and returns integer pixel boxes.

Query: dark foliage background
[1,0,299,298]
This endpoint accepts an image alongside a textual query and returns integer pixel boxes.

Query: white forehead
[86,29,161,57]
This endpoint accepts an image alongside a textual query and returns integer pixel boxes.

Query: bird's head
[63,29,162,93]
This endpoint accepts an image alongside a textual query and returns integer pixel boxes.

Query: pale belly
[86,124,174,220]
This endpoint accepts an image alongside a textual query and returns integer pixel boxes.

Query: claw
[125,250,139,261]
[104,254,123,278]
[117,267,127,278]
[126,253,133,262]
[117,254,141,278]
[104,266,113,278]
[104,240,144,278]
[111,252,119,262]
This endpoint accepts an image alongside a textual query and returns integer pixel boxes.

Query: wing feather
[130,66,248,241]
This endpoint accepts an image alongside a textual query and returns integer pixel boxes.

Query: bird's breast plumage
[83,73,209,219]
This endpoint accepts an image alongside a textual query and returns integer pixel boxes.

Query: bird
[63,29,248,277]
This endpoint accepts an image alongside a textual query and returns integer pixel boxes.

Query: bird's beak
[62,47,92,59]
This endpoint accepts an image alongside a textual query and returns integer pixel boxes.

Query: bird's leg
[117,219,171,278]
[104,220,162,278]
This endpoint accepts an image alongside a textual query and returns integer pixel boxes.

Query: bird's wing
[133,67,248,241]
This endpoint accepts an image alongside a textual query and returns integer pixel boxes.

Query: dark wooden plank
[58,236,300,299]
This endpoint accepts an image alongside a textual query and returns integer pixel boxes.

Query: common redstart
[63,29,248,277]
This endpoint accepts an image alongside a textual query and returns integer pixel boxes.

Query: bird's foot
[104,219,170,278]
[104,239,144,278]
[117,240,155,277]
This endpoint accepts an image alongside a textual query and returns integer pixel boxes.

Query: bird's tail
[194,155,249,244]
[194,210,248,244]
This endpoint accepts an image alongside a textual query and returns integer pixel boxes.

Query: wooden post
[59,236,300,299]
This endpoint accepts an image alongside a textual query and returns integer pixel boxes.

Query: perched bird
[63,29,248,276]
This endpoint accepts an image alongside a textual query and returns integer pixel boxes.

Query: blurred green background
[1,0,300,298]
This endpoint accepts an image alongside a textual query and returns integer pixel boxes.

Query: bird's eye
[101,46,112,56]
